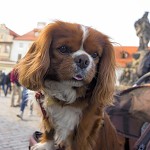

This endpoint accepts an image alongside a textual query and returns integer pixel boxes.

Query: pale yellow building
[0,24,19,73]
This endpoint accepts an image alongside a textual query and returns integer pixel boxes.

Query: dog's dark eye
[58,45,71,54]
[91,52,99,59]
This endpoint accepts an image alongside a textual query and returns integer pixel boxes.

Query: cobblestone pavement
[0,93,41,150]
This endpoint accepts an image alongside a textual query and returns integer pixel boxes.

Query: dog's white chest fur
[47,104,82,145]
[42,80,83,146]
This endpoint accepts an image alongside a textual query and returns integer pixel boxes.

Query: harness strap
[35,91,48,119]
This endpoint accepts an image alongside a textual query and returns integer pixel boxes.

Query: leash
[35,91,48,119]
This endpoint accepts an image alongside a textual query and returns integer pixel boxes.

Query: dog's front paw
[31,141,55,150]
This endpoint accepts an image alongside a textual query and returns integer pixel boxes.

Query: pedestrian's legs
[16,86,22,105]
[2,83,6,96]
[5,85,8,96]
[10,84,16,107]
[5,83,11,96]
[29,101,33,116]
[28,90,34,116]
[20,96,28,113]
[17,88,28,119]
[9,83,12,93]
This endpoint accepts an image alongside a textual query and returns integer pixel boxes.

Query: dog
[15,21,121,150]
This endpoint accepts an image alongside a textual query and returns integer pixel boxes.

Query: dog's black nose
[74,55,90,69]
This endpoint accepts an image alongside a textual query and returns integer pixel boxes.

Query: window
[120,51,129,59]
[35,31,39,37]
[19,43,23,48]
[0,34,3,40]
[18,54,22,60]
[3,45,10,53]
[5,45,10,53]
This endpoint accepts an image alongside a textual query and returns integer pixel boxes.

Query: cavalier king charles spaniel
[15,21,121,150]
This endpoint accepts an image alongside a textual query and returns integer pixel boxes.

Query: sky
[0,0,149,46]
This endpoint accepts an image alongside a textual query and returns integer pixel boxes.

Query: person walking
[0,71,6,96]
[4,72,12,96]
[17,88,34,120]
[16,87,28,120]
[10,69,22,107]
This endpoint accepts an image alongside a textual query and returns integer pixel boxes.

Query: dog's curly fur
[15,21,121,150]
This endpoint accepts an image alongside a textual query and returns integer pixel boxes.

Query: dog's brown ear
[92,37,116,106]
[15,24,53,91]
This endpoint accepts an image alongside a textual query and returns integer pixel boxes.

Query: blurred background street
[0,93,40,150]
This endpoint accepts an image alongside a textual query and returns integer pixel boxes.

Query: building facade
[0,24,19,73]
[11,22,46,62]
[0,22,140,75]
[0,22,46,73]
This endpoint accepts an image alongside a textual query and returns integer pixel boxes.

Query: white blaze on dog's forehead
[72,50,90,59]
[80,25,89,49]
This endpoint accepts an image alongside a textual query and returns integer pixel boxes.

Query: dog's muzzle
[74,54,90,69]
[73,54,90,81]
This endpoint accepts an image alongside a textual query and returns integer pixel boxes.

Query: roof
[14,28,40,41]
[114,46,138,67]
[5,27,20,37]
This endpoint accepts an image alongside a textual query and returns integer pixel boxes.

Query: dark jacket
[0,73,6,85]
[5,73,11,85]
